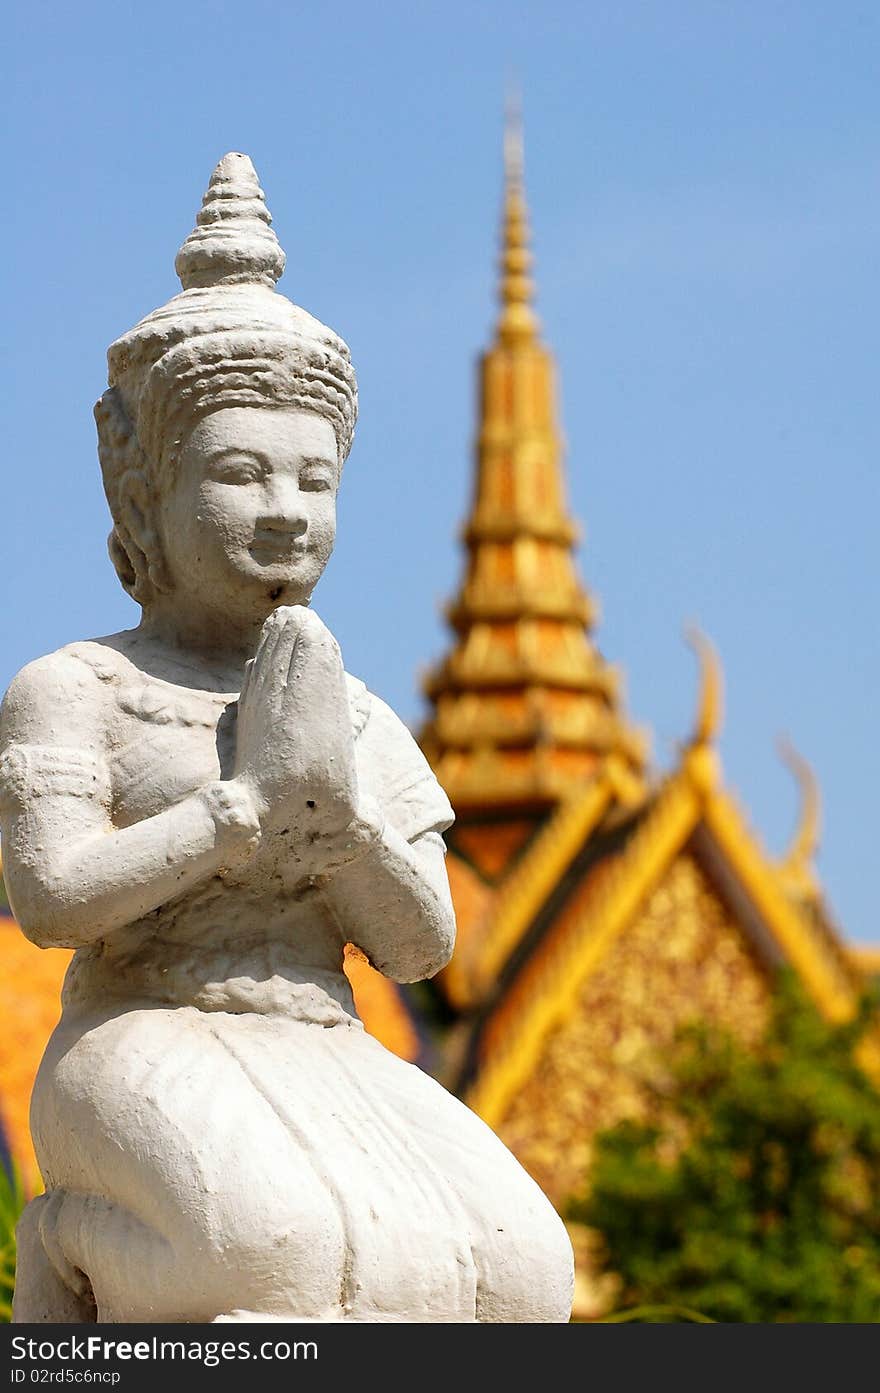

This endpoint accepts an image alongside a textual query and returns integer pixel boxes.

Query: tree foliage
[570,976,880,1322]
[0,1162,24,1322]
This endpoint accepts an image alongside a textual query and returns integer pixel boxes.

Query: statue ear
[118,467,170,597]
[96,387,171,603]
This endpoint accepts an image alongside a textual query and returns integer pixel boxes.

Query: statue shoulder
[0,641,120,749]
[346,674,424,771]
[347,674,454,840]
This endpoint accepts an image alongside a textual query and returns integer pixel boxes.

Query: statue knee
[12,1193,97,1324]
[195,1185,348,1320]
[475,1203,574,1323]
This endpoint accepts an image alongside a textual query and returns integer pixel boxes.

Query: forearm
[3,780,260,948]
[320,805,456,982]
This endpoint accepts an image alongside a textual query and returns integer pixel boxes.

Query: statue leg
[12,1194,96,1323]
[443,1128,574,1322]
[17,1164,350,1324]
[31,1010,351,1322]
[470,1198,574,1323]
[354,1035,575,1322]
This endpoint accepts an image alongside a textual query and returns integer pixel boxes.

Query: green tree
[569,976,880,1322]
[0,1163,24,1322]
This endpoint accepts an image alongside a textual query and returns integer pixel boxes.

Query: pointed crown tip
[211,152,259,184]
[175,152,286,291]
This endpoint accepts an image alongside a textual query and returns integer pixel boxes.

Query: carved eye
[299,466,335,493]
[210,456,264,484]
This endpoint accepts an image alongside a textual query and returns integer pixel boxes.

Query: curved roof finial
[685,626,723,747]
[777,735,821,886]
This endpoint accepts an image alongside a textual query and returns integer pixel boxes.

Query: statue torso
[54,634,428,1023]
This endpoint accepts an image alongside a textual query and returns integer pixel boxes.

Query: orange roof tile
[343,945,421,1062]
[0,916,71,1193]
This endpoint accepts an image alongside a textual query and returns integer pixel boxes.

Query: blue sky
[3,2,878,942]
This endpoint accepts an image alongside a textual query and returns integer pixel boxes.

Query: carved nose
[257,510,307,537]
[258,480,308,536]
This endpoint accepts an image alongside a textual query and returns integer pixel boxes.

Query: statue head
[95,153,357,617]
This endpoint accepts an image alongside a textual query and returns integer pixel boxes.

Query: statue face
[157,405,339,618]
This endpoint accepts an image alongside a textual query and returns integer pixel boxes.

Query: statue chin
[3,151,574,1325]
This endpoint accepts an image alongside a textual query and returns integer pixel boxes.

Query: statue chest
[107,682,236,828]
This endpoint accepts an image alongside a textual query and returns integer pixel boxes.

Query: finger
[259,605,287,640]
[252,610,282,667]
[273,603,311,627]
[285,627,303,688]
[248,609,308,718]
[279,605,314,641]
[249,615,285,705]
[275,610,310,689]
[286,623,347,713]
[238,657,255,708]
[286,612,340,677]
[295,607,334,645]
[281,606,324,682]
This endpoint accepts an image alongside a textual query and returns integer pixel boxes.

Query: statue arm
[0,654,260,949]
[318,800,456,983]
[313,684,457,982]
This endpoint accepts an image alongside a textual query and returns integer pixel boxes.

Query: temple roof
[419,110,647,810]
[416,123,876,1098]
[453,648,880,1128]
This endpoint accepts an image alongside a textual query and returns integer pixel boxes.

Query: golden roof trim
[701,789,856,1020]
[702,789,880,1081]
[465,771,701,1125]
[775,736,821,898]
[849,944,880,976]
[686,626,723,748]
[465,744,879,1128]
[469,775,617,1002]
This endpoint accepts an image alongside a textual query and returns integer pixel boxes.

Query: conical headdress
[98,152,357,475]
[95,153,357,601]
[174,151,287,290]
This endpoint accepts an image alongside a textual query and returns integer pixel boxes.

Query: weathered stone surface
[1,154,573,1323]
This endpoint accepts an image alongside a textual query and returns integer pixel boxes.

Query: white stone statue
[1,154,573,1324]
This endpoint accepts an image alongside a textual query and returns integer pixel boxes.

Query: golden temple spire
[420,106,647,810]
[497,92,538,345]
